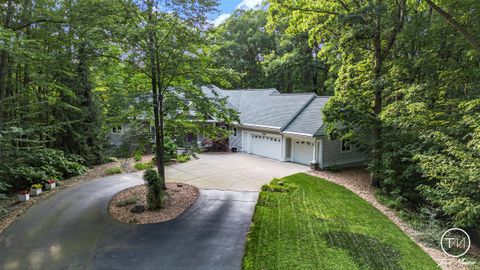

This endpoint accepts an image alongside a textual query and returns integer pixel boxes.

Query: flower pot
[45,182,56,190]
[18,193,30,202]
[30,188,42,196]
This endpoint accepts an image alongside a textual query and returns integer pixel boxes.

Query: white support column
[282,135,287,161]
[319,139,324,169]
[311,139,319,169]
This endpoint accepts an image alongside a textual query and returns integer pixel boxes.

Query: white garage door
[292,140,313,165]
[249,133,282,160]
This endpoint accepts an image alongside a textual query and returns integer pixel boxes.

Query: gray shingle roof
[282,97,330,136]
[201,85,331,136]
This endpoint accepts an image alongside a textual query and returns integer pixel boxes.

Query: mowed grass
[242,173,438,270]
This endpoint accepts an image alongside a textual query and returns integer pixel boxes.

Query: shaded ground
[308,168,478,270]
[243,173,438,270]
[0,173,258,270]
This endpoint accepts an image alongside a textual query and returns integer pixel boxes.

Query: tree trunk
[371,14,384,187]
[147,0,166,189]
[424,0,480,54]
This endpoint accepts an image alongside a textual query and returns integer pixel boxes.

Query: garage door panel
[292,140,313,165]
[249,133,282,160]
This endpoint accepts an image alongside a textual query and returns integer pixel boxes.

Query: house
[201,86,367,169]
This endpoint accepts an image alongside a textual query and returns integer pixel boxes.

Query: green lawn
[243,173,438,270]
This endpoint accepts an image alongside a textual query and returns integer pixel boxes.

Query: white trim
[241,123,280,129]
[282,131,314,137]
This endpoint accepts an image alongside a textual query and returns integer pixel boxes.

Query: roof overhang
[237,123,280,133]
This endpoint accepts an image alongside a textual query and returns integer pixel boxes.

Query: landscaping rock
[177,183,183,187]
[130,204,145,213]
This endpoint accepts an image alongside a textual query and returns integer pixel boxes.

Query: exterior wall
[229,127,242,150]
[107,123,131,146]
[322,139,367,168]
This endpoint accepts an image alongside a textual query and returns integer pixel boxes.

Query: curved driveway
[0,153,307,270]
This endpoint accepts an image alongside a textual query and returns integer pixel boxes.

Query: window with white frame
[341,141,351,152]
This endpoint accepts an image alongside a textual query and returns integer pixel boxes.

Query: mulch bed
[109,183,199,224]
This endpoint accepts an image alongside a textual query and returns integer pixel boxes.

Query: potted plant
[30,183,43,196]
[18,190,30,202]
[45,179,56,190]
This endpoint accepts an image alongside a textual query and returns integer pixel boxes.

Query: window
[233,128,237,136]
[112,125,123,133]
[220,126,226,130]
[341,141,351,152]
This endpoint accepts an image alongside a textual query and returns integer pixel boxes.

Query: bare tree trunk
[424,0,480,54]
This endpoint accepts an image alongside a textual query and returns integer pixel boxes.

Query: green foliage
[31,184,43,190]
[176,154,191,163]
[210,9,329,94]
[134,151,143,162]
[105,166,122,175]
[143,169,165,210]
[260,178,296,193]
[134,162,154,171]
[0,148,87,190]
[115,197,138,207]
[269,0,480,228]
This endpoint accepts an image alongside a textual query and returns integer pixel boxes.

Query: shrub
[105,166,122,175]
[133,151,143,162]
[1,148,87,190]
[115,197,138,207]
[134,162,154,171]
[143,169,165,210]
[177,154,191,163]
[261,178,297,192]
[31,183,42,189]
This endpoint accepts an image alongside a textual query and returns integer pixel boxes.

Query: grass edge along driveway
[242,173,438,270]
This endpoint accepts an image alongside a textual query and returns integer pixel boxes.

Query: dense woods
[0,0,235,196]
[1,0,479,236]
[211,1,480,231]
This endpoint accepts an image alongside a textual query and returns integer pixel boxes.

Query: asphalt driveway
[166,152,309,191]
[0,173,258,270]
[0,153,307,270]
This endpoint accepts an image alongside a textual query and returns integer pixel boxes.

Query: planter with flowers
[18,190,30,202]
[45,179,56,190]
[30,183,43,196]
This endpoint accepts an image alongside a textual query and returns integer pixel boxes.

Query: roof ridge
[280,95,317,132]
[270,92,317,96]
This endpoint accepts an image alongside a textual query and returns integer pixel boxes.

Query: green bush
[1,148,87,190]
[105,166,122,175]
[261,178,297,192]
[31,183,42,189]
[134,162,154,171]
[153,137,178,162]
[143,169,165,210]
[133,151,143,162]
[177,154,191,163]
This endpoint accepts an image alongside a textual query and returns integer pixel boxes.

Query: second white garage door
[292,139,313,165]
[249,133,282,160]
